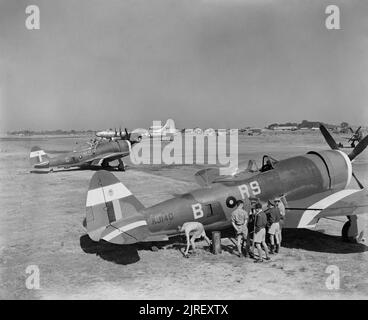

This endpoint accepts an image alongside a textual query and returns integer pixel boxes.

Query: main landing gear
[117,159,125,172]
[101,159,125,171]
[342,215,365,244]
[101,160,111,169]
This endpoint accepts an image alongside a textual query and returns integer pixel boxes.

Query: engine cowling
[307,150,352,190]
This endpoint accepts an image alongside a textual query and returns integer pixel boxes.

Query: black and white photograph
[0,0,368,301]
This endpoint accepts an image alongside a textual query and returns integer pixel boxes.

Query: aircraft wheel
[151,246,159,252]
[342,218,366,244]
[341,220,350,242]
[101,160,109,168]
[118,162,125,171]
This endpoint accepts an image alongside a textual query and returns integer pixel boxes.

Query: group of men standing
[231,196,285,262]
[177,196,285,261]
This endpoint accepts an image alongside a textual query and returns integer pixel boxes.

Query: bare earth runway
[0,132,367,299]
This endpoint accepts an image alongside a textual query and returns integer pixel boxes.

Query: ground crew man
[231,200,250,257]
[266,200,282,254]
[274,196,285,247]
[247,203,257,259]
[178,221,211,258]
[247,197,261,258]
[253,203,270,263]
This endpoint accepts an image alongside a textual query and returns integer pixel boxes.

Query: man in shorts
[231,200,250,257]
[178,221,211,258]
[253,203,270,263]
[266,200,282,254]
[274,196,285,248]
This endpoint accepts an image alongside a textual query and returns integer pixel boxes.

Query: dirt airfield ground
[0,132,368,300]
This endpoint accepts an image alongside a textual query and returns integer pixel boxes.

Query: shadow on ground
[80,235,140,265]
[282,228,368,254]
[79,234,192,265]
[80,227,367,265]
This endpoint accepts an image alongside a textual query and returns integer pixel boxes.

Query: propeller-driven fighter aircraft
[30,132,140,172]
[339,126,364,148]
[83,125,368,247]
[96,127,142,142]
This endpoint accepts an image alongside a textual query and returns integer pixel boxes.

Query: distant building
[272,126,298,131]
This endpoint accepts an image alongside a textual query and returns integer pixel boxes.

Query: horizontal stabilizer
[100,215,149,244]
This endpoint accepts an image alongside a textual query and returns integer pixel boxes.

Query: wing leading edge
[284,188,368,229]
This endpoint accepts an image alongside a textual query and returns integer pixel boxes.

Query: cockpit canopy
[260,155,278,172]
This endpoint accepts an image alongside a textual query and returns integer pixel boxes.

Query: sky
[0,0,368,131]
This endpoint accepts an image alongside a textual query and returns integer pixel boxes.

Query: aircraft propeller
[319,124,367,189]
[348,134,368,161]
[319,124,339,150]
[124,128,131,141]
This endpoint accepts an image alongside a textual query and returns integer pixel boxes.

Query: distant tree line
[7,129,95,135]
[267,120,341,130]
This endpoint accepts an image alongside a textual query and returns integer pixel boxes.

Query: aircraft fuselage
[34,140,130,169]
[141,149,352,237]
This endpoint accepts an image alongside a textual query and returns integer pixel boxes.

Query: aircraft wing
[57,152,130,168]
[86,152,130,165]
[284,188,368,229]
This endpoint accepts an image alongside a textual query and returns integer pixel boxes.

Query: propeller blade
[355,126,362,134]
[125,128,130,140]
[348,134,368,161]
[319,124,339,150]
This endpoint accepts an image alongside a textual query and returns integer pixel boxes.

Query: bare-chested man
[178,222,211,258]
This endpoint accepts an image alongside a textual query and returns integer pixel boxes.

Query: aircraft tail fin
[29,146,50,168]
[84,170,149,244]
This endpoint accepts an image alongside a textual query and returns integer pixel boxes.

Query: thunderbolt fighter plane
[30,131,140,172]
[83,125,368,246]
[340,126,364,148]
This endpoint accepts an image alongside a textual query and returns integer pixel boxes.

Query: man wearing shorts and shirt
[253,203,270,263]
[231,200,250,257]
[178,221,211,258]
[274,196,285,245]
[266,200,282,254]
